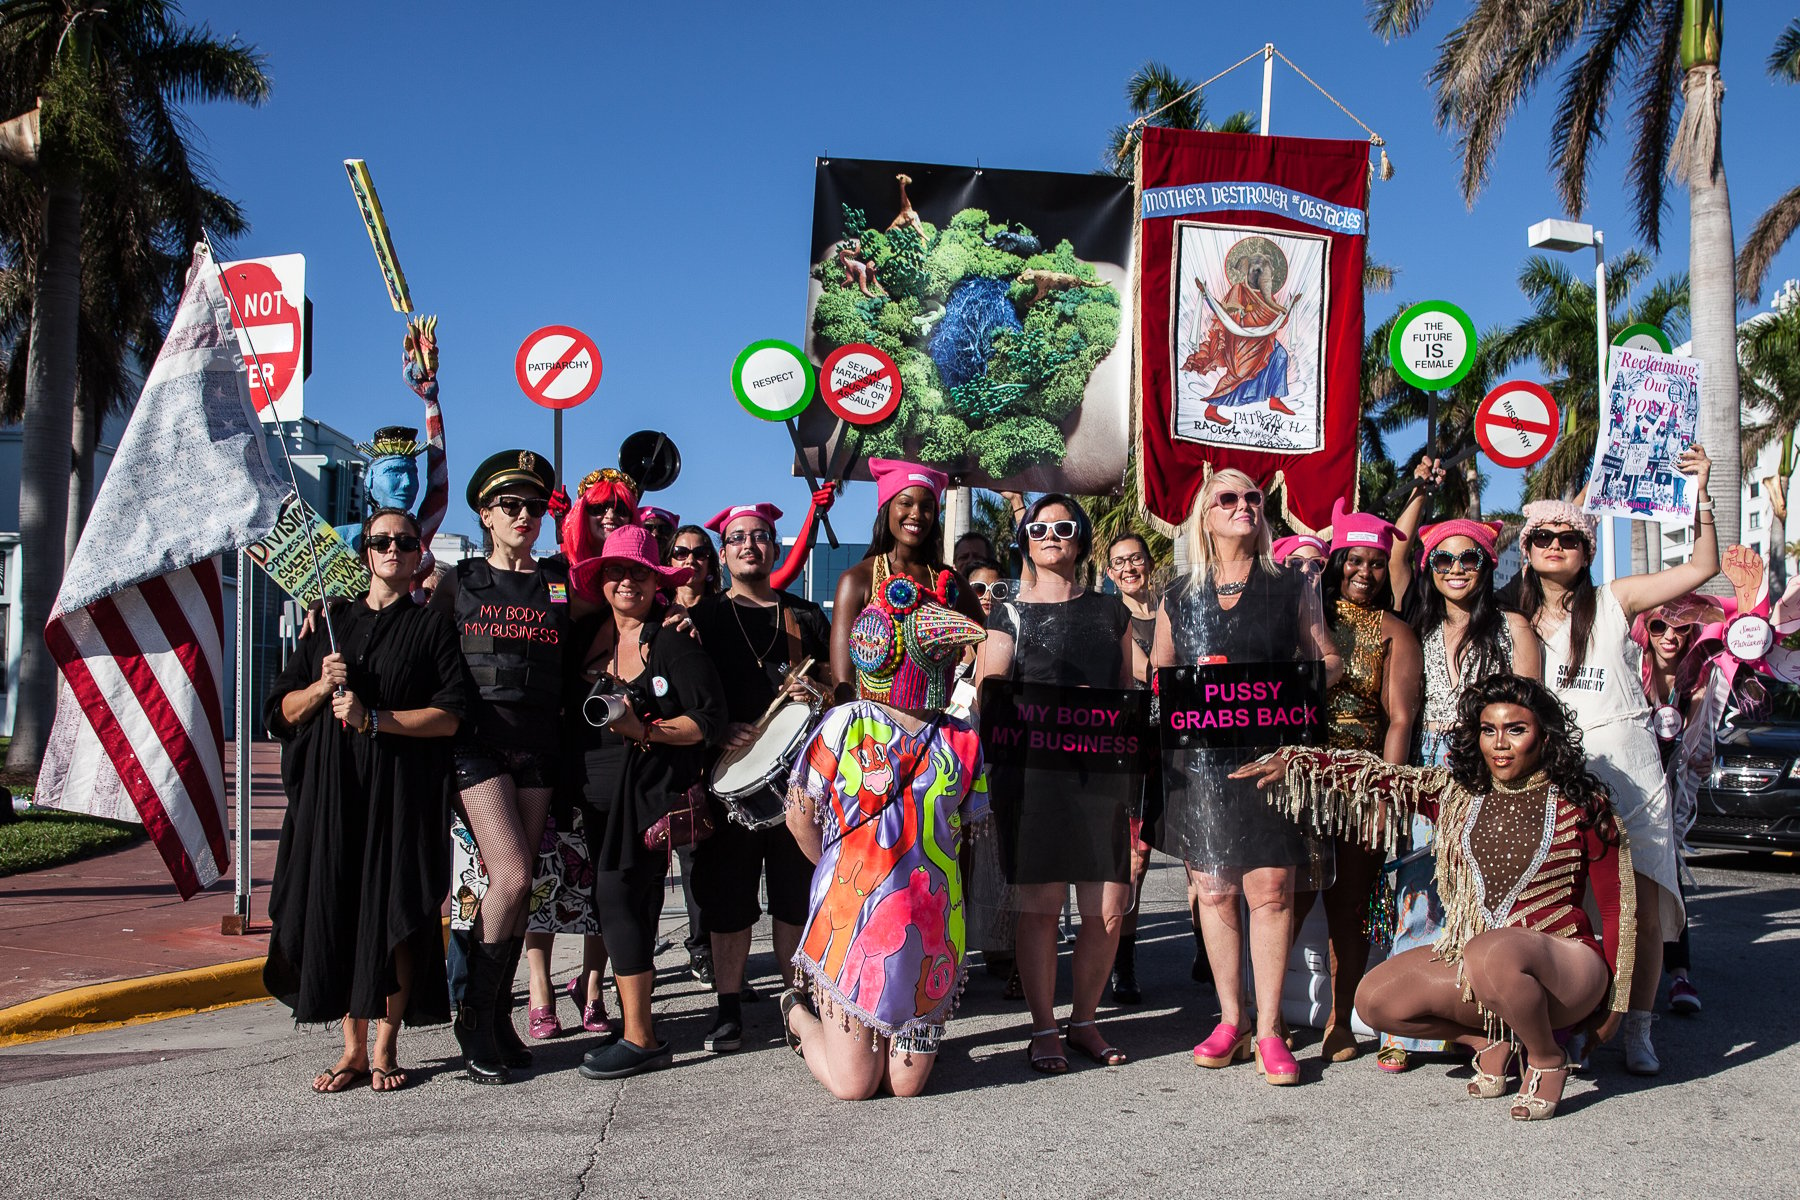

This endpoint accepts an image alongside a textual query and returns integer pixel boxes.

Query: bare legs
[312,945,413,1093]
[1629,872,1664,1011]
[785,1002,936,1100]
[1192,864,1295,1040]
[1016,880,1132,1064]
[615,970,657,1047]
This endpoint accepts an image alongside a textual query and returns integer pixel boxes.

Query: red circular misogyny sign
[1475,381,1560,469]
[515,325,603,410]
[222,259,302,413]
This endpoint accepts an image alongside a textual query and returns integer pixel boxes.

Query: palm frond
[1363,258,1397,293]
[1546,0,1641,219]
[1770,17,1800,82]
[1366,0,1438,43]
[1736,184,1800,306]
[1623,0,1684,251]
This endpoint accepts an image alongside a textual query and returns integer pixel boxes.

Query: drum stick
[750,657,815,733]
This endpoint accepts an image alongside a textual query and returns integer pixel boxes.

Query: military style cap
[466,448,556,510]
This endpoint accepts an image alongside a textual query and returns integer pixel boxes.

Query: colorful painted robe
[786,701,988,1039]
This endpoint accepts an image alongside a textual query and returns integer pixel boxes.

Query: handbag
[645,780,716,851]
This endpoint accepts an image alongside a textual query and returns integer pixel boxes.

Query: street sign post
[516,324,603,482]
[731,339,835,546]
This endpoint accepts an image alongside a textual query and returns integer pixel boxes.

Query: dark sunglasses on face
[669,545,709,562]
[364,533,422,554]
[488,496,548,519]
[1025,520,1078,541]
[1214,490,1264,510]
[1291,558,1326,577]
[1429,548,1487,573]
[970,580,1013,600]
[1647,618,1696,639]
[602,562,654,583]
[1526,529,1587,552]
[593,503,634,519]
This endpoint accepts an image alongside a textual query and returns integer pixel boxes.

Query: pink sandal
[1255,1036,1301,1085]
[527,1004,562,1040]
[1192,1022,1252,1069]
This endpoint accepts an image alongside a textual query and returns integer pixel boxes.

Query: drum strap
[782,603,805,678]
[821,714,946,855]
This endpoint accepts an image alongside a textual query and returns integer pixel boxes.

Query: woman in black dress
[1150,468,1340,1086]
[567,526,728,1079]
[974,494,1136,1074]
[265,507,465,1093]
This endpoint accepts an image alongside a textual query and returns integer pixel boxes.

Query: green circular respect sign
[731,339,815,421]
[1612,322,1673,354]
[1388,300,1477,391]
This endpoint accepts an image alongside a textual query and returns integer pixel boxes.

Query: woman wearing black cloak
[264,507,466,1093]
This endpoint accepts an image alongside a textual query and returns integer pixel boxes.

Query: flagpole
[1260,43,1274,135]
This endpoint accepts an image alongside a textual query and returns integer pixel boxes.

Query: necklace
[1212,559,1253,597]
[1491,768,1550,794]
[731,592,784,667]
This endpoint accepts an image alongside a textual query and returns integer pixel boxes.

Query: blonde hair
[1183,467,1276,584]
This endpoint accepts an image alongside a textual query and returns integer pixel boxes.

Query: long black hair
[1320,547,1393,626]
[672,523,721,596]
[1445,674,1617,843]
[1408,542,1512,678]
[1506,544,1599,684]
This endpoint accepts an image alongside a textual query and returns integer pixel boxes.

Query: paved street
[4,851,1797,1200]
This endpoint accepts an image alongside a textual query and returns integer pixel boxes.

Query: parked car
[1691,677,1800,853]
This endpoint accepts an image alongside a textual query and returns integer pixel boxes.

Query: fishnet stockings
[459,777,551,941]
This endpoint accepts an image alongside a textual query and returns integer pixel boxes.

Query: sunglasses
[364,533,422,554]
[602,562,654,583]
[1290,558,1326,577]
[723,529,776,547]
[669,545,710,562]
[488,496,549,519]
[1429,549,1487,573]
[970,580,1013,600]
[1214,490,1264,510]
[1109,552,1149,570]
[592,502,635,518]
[1647,618,1696,639]
[1526,529,1588,552]
[1025,520,1079,541]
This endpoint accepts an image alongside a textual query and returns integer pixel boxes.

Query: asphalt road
[4,851,1798,1200]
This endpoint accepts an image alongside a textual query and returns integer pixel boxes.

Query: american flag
[35,244,289,898]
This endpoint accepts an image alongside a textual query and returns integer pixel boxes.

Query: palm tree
[1739,282,1800,589]
[0,1,270,771]
[1735,19,1800,305]
[1370,0,1742,587]
[1104,61,1255,178]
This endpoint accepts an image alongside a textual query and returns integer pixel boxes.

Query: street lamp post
[1528,218,1612,582]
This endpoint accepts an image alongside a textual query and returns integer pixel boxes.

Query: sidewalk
[0,742,285,1022]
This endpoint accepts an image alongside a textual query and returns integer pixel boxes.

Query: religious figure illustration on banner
[1170,222,1328,453]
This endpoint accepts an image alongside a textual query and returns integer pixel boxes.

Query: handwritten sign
[1156,661,1326,750]
[1584,345,1703,523]
[978,680,1149,772]
[246,494,369,605]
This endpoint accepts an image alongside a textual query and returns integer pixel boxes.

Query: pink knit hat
[1329,498,1406,557]
[705,503,783,536]
[1418,518,1503,559]
[869,458,948,508]
[1519,499,1597,549]
[637,505,678,528]
[1271,533,1327,564]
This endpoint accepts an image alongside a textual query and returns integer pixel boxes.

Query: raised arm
[1611,446,1720,619]
[1229,745,1452,857]
[1389,457,1445,610]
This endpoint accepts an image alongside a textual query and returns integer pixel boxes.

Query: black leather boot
[1110,935,1143,1005]
[492,937,533,1069]
[454,940,512,1084]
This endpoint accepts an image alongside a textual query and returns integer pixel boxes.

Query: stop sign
[222,256,304,421]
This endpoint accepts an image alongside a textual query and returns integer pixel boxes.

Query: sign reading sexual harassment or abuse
[977,680,1150,772]
[1156,660,1326,750]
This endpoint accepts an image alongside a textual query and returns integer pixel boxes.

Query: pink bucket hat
[869,458,948,509]
[1329,498,1406,557]
[705,502,783,536]
[570,525,691,603]
[1271,533,1327,564]
[1418,518,1503,559]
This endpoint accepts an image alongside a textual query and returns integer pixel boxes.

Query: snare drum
[710,701,817,829]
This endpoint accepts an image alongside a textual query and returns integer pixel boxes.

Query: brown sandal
[311,1065,370,1094]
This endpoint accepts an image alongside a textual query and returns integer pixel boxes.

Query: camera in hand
[583,675,634,729]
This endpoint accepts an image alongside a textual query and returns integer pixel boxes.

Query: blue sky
[181,0,1800,549]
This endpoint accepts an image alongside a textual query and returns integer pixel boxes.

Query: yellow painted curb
[0,956,271,1047]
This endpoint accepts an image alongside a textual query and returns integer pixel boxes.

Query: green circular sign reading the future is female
[731,339,816,421]
[1388,300,1478,391]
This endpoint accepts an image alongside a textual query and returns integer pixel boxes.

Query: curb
[0,957,271,1048]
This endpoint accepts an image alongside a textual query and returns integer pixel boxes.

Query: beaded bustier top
[1421,619,1514,727]
[1326,600,1386,751]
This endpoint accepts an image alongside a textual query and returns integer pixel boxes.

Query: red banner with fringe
[1135,127,1369,534]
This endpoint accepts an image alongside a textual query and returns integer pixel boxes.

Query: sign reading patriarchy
[1135,128,1370,534]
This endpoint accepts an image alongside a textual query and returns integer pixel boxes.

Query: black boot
[454,940,512,1084]
[491,938,533,1069]
[1110,936,1142,1005]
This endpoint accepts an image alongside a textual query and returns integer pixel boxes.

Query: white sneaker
[1622,1010,1661,1076]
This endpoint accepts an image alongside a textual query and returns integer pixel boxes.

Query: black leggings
[1664,879,1693,972]
[593,851,670,975]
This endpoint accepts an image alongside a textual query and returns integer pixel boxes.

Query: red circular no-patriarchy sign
[222,259,302,414]
[820,343,902,425]
[515,325,602,410]
[1475,381,1560,469]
